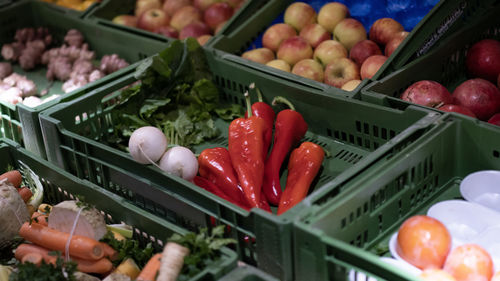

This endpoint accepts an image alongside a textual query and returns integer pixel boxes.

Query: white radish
[157,242,190,281]
[128,126,168,164]
[159,146,198,181]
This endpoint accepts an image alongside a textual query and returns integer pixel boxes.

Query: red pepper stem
[249,83,264,102]
[244,91,253,117]
[272,96,295,111]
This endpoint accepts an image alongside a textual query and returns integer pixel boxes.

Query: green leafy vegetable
[109,38,243,149]
[100,231,154,268]
[168,225,235,280]
[9,252,77,281]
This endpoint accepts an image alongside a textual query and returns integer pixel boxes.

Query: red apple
[324,57,360,88]
[349,40,382,67]
[112,15,138,27]
[385,31,409,57]
[204,2,233,30]
[162,0,192,16]
[179,22,211,39]
[400,80,454,108]
[277,36,313,66]
[466,39,500,83]
[154,25,179,38]
[292,59,324,82]
[170,5,202,31]
[197,34,212,45]
[369,18,404,46]
[242,48,275,64]
[438,104,477,118]
[283,2,317,32]
[299,23,330,48]
[333,18,367,51]
[313,40,347,66]
[488,113,500,126]
[214,20,228,34]
[453,78,500,120]
[137,8,170,32]
[317,2,349,32]
[135,0,162,17]
[360,55,387,79]
[266,59,291,72]
[194,0,219,11]
[498,73,500,88]
[262,23,297,52]
[341,79,362,91]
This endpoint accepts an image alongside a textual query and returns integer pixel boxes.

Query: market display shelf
[361,3,500,118]
[85,0,268,47]
[0,137,238,280]
[294,114,500,280]
[38,43,438,280]
[208,0,496,98]
[0,0,168,159]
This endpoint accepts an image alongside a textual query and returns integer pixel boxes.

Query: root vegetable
[100,54,129,74]
[31,211,48,226]
[19,222,105,261]
[72,59,94,75]
[23,96,43,108]
[0,170,22,188]
[103,273,132,281]
[46,57,72,81]
[3,73,26,86]
[62,75,89,93]
[64,29,85,48]
[16,79,37,97]
[19,39,46,70]
[0,181,30,248]
[17,187,33,203]
[114,258,141,279]
[158,146,198,181]
[88,69,104,83]
[157,242,190,281]
[136,254,161,281]
[128,126,168,164]
[14,28,36,44]
[0,62,13,79]
[1,42,24,61]
[0,89,23,104]
[21,253,43,266]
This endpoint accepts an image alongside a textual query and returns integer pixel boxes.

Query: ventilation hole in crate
[341,217,346,228]
[356,121,361,132]
[398,199,402,217]
[348,134,354,144]
[390,130,396,138]
[334,149,345,158]
[434,175,439,187]
[356,234,362,247]
[357,137,363,146]
[349,212,354,223]
[411,167,415,182]
[373,142,379,149]
[363,230,368,244]
[327,128,332,137]
[364,139,370,149]
[363,123,369,134]
[373,125,379,138]
[232,81,237,91]
[333,130,340,139]
[378,214,383,232]
[410,193,415,206]
[423,159,428,179]
[494,150,499,158]
[357,207,361,218]
[381,128,387,140]
[341,131,347,141]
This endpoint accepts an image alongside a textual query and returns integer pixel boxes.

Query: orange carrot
[31,212,48,226]
[101,242,118,261]
[19,222,104,261]
[0,170,22,188]
[136,253,161,281]
[15,244,113,274]
[21,252,43,266]
[18,187,33,203]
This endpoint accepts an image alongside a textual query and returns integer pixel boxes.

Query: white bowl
[460,170,500,212]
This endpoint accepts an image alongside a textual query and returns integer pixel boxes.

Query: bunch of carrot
[0,170,33,204]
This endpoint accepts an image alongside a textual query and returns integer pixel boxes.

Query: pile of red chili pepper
[193,85,325,215]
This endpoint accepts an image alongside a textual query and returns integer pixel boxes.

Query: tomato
[443,244,493,281]
[397,215,451,269]
[420,269,457,281]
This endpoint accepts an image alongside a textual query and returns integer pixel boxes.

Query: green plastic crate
[38,45,438,280]
[0,0,168,159]
[294,113,500,280]
[85,0,268,46]
[34,0,102,18]
[362,4,500,118]
[219,265,280,281]
[0,137,238,280]
[208,0,497,99]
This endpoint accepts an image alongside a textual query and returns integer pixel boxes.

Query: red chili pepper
[245,84,275,157]
[262,96,308,205]
[193,176,251,211]
[228,92,267,208]
[198,147,250,207]
[277,142,324,215]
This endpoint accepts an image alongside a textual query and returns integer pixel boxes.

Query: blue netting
[250,0,440,49]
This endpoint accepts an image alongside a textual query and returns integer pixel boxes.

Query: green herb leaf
[9,252,77,281]
[100,231,154,267]
[214,104,244,120]
[139,99,171,119]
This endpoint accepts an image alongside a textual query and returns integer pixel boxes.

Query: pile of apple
[240,2,409,91]
[400,38,500,126]
[111,0,246,45]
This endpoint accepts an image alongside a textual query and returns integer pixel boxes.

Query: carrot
[0,170,22,188]
[31,212,48,226]
[19,222,104,261]
[101,242,118,261]
[15,244,113,274]
[21,252,43,266]
[157,242,190,281]
[18,187,33,203]
[137,253,161,281]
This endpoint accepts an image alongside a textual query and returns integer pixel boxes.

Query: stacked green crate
[219,265,280,281]
[0,138,238,280]
[0,0,168,158]
[294,113,500,280]
[38,41,439,279]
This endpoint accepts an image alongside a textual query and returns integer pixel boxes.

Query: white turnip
[128,126,168,164]
[159,146,198,181]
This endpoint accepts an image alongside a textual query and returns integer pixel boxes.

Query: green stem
[244,91,252,117]
[249,82,264,102]
[272,96,295,111]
